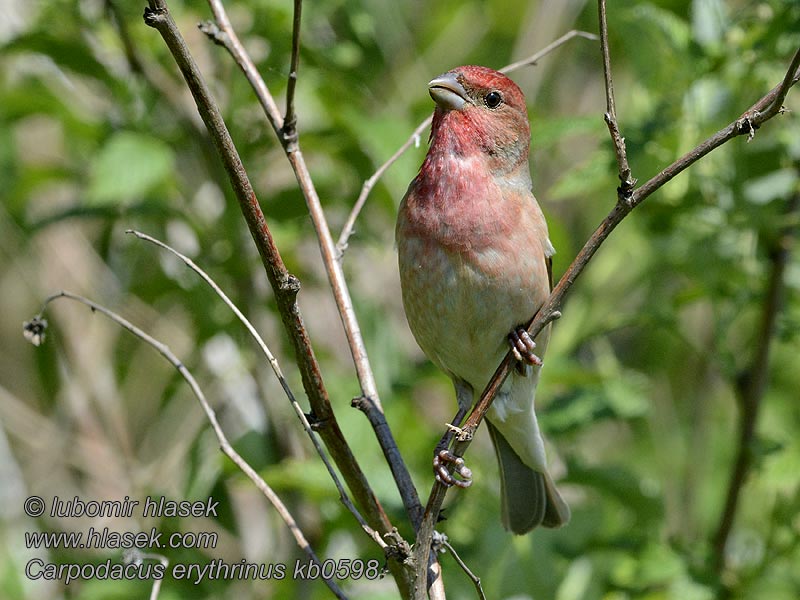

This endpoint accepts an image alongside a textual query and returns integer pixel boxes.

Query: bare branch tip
[23,315,48,347]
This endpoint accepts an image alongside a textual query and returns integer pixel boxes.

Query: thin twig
[282,0,303,150]
[336,117,431,256]
[500,29,599,73]
[440,538,486,600]
[598,0,635,198]
[30,292,348,600]
[126,230,386,550]
[141,553,168,600]
[710,187,800,576]
[143,0,397,566]
[200,0,424,539]
[412,44,800,595]
[336,29,599,254]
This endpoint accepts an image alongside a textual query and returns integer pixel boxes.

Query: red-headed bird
[396,65,570,533]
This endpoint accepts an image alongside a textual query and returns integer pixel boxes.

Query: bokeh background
[1,0,799,598]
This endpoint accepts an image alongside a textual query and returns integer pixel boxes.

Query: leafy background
[1,0,799,598]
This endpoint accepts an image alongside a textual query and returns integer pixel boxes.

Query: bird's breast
[397,221,545,391]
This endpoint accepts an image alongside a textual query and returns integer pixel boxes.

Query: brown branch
[28,292,348,600]
[711,186,800,576]
[281,0,303,149]
[336,29,599,255]
[598,0,635,198]
[142,0,400,572]
[199,0,424,537]
[127,230,387,550]
[412,43,800,594]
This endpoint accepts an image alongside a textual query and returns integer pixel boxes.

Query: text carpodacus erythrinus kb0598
[396,65,570,534]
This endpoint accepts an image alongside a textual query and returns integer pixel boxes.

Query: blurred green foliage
[1,0,799,599]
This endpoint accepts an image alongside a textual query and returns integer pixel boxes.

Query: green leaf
[692,0,728,48]
[533,115,605,149]
[742,168,797,205]
[86,131,174,205]
[547,148,615,201]
[3,30,112,83]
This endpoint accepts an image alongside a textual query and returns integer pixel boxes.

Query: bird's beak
[428,73,468,111]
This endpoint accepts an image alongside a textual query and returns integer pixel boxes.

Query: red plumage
[396,65,569,533]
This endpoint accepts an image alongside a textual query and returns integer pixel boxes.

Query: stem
[143,0,396,559]
[598,0,635,196]
[412,44,800,593]
[711,188,800,576]
[35,292,348,600]
[201,0,424,536]
[282,0,303,150]
[127,230,386,549]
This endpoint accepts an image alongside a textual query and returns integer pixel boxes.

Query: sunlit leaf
[86,131,174,205]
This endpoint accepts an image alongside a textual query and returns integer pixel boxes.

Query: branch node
[457,426,475,443]
[617,181,636,208]
[736,114,760,141]
[384,528,414,569]
[431,531,449,554]
[350,394,368,411]
[142,6,166,29]
[22,316,48,347]
[444,422,468,439]
[280,274,301,296]
[335,241,348,261]
[198,20,228,46]
[305,411,326,432]
[281,116,299,152]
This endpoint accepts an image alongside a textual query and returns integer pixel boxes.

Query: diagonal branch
[143,0,399,565]
[336,117,430,255]
[127,230,387,550]
[711,186,800,575]
[499,29,600,73]
[412,43,800,594]
[199,0,424,535]
[27,291,348,599]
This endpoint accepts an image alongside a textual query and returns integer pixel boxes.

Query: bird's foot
[433,449,473,488]
[508,327,542,373]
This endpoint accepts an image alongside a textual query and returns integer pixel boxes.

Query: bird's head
[428,65,530,170]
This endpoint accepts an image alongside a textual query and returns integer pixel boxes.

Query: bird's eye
[484,91,503,109]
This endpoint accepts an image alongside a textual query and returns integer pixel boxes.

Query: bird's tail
[487,420,570,534]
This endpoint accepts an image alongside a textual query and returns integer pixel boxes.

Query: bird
[396,65,570,534]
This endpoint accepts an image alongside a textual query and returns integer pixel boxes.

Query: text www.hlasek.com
[25,527,217,551]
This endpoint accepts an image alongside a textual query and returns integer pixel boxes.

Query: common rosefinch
[396,65,570,534]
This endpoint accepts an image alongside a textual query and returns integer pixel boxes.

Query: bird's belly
[399,237,535,391]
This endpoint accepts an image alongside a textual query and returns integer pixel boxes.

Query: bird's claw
[433,450,473,488]
[508,327,542,368]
